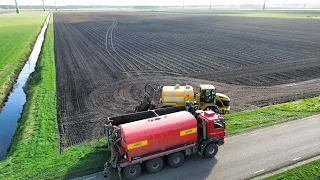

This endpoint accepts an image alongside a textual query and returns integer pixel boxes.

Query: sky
[1,0,319,6]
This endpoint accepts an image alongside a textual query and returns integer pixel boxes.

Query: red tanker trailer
[104,107,225,179]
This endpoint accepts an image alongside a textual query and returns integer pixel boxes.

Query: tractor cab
[195,85,217,111]
[199,85,216,103]
[195,85,230,114]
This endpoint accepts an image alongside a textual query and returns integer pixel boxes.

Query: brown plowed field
[53,11,320,148]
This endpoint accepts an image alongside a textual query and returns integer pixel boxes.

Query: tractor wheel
[145,157,164,173]
[203,143,218,158]
[122,164,141,180]
[167,152,185,168]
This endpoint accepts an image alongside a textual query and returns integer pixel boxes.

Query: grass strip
[224,96,320,134]
[265,159,320,180]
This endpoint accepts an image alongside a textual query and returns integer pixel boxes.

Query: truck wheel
[168,152,185,168]
[204,143,218,158]
[146,157,164,173]
[122,164,141,180]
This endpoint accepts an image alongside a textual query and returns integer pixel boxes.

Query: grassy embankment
[0,15,109,180]
[224,97,320,134]
[0,12,48,108]
[0,13,319,179]
[216,13,320,19]
[265,159,320,180]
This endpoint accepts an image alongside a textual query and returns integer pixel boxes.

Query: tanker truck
[135,84,230,115]
[104,107,225,179]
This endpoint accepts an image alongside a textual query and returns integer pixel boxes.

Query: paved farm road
[74,115,320,180]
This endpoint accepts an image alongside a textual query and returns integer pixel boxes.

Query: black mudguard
[198,138,223,155]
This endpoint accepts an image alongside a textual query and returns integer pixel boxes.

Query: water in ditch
[0,13,51,160]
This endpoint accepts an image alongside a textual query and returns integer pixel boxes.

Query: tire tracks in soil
[53,12,320,148]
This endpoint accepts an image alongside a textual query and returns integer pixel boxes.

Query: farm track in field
[53,11,320,148]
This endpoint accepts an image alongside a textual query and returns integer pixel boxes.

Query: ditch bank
[0,13,51,160]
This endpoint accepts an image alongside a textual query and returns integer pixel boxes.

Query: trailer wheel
[204,143,218,158]
[168,152,185,168]
[122,164,141,180]
[146,157,164,173]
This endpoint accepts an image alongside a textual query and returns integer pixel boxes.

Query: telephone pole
[55,0,57,10]
[210,0,212,9]
[263,0,266,10]
[42,0,46,11]
[182,0,185,9]
[14,0,20,14]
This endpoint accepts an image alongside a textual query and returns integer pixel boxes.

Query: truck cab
[195,110,225,146]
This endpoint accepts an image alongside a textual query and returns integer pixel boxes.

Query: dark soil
[53,11,320,148]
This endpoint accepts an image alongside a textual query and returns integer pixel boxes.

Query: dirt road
[73,114,320,180]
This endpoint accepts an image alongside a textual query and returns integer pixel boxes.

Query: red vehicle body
[104,107,225,180]
[120,111,197,161]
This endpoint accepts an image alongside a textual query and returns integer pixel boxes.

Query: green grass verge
[0,14,109,180]
[224,96,320,134]
[0,12,319,180]
[0,12,49,108]
[215,13,320,19]
[265,159,320,180]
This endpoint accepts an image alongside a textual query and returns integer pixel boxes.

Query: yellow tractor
[135,84,230,114]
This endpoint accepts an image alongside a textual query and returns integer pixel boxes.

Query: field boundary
[5,12,53,157]
[1,13,52,160]
[0,12,49,110]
